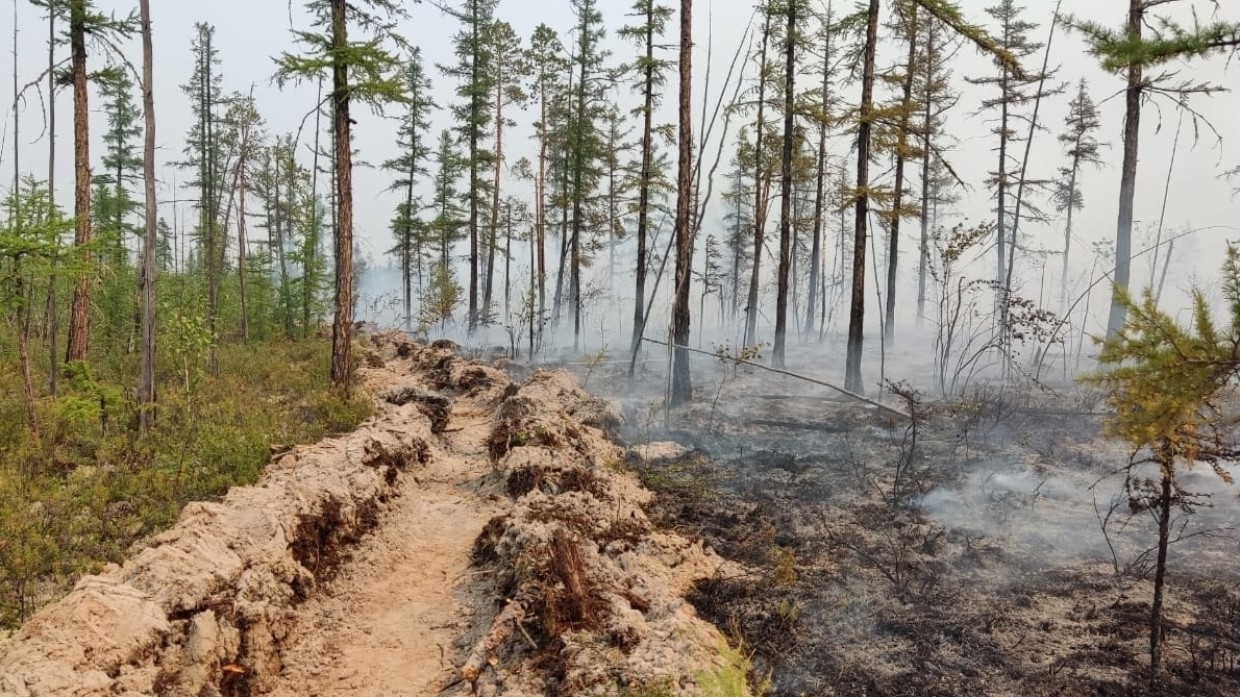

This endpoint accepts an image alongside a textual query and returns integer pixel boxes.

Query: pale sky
[1,0,1238,335]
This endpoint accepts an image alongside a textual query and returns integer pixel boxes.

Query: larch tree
[482,20,525,323]
[523,24,568,343]
[803,0,843,338]
[442,0,498,333]
[1085,247,1240,686]
[844,0,1019,394]
[914,13,959,324]
[1053,78,1101,315]
[566,0,609,351]
[1067,3,1240,340]
[743,2,774,348]
[879,2,925,348]
[382,48,436,331]
[772,0,801,368]
[274,0,407,393]
[65,0,136,362]
[619,0,674,367]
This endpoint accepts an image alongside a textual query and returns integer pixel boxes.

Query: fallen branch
[460,599,527,686]
[748,418,849,433]
[642,338,912,421]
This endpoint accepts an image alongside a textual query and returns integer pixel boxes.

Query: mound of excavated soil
[0,333,742,697]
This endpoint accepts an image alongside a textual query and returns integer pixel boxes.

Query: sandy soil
[268,391,504,696]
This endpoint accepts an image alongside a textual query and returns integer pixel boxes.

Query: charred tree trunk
[772,0,796,368]
[66,0,92,363]
[670,0,694,405]
[330,0,355,394]
[845,0,879,394]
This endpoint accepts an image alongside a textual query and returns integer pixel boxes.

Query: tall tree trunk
[805,9,831,338]
[466,3,480,333]
[744,8,772,347]
[1107,0,1142,340]
[629,4,657,370]
[66,0,92,363]
[306,76,324,336]
[46,0,58,395]
[916,18,936,326]
[485,69,505,322]
[330,0,355,394]
[1059,161,1077,316]
[670,0,694,405]
[772,0,795,368]
[137,0,157,431]
[845,0,879,395]
[274,147,291,337]
[885,8,917,347]
[536,68,549,344]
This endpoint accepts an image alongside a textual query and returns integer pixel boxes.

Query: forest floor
[560,341,1240,697]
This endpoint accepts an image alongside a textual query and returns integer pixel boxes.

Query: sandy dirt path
[267,391,502,697]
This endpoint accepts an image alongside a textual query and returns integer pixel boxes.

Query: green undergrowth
[0,338,372,629]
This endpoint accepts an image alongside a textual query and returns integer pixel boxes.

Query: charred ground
[571,347,1240,697]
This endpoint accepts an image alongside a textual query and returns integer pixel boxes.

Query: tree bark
[805,8,832,338]
[66,0,92,363]
[845,0,879,395]
[670,0,694,406]
[330,0,355,394]
[137,0,158,431]
[1107,0,1142,340]
[772,0,796,368]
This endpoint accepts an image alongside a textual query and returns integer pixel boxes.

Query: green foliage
[1065,12,1240,72]
[694,639,771,697]
[1084,246,1240,467]
[0,338,372,628]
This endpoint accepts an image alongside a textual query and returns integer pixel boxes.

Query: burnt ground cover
[562,346,1240,697]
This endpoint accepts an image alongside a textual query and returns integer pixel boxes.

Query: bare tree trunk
[744,8,772,347]
[66,0,92,363]
[670,0,694,405]
[306,76,324,336]
[805,8,832,338]
[46,0,58,395]
[330,0,355,394]
[466,3,481,334]
[916,19,935,326]
[137,0,157,431]
[845,0,879,395]
[629,5,657,370]
[885,7,917,347]
[1107,0,1142,340]
[772,0,795,368]
[485,69,506,322]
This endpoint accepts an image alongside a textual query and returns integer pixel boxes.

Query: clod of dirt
[459,369,740,696]
[381,385,454,434]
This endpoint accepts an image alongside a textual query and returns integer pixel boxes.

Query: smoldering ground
[542,338,1240,697]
